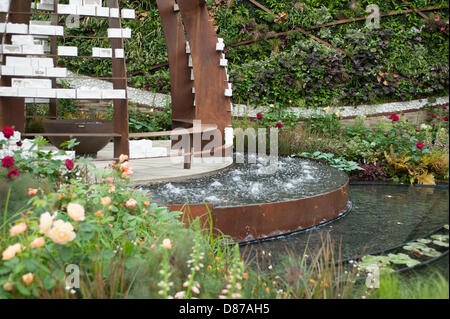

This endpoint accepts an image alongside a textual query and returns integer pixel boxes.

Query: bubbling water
[143,154,348,207]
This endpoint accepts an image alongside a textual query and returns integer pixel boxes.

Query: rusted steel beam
[156,0,195,125]
[178,0,232,144]
[108,0,130,158]
[0,0,32,133]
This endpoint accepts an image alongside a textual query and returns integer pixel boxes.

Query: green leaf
[387,253,420,267]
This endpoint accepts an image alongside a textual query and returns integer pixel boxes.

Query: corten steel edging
[167,168,349,242]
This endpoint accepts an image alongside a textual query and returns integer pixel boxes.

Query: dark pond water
[241,183,449,265]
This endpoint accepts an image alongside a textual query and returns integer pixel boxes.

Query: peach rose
[9,222,27,236]
[119,154,129,163]
[2,243,24,261]
[30,237,45,249]
[143,201,150,207]
[67,203,85,222]
[22,273,34,285]
[122,169,134,178]
[125,198,137,208]
[28,188,37,196]
[47,220,76,245]
[162,238,172,250]
[120,162,130,172]
[101,196,111,206]
[95,210,103,216]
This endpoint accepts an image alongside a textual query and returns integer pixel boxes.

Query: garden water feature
[144,154,449,270]
[144,153,349,241]
[146,153,348,207]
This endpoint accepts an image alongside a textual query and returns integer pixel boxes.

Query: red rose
[276,121,283,129]
[256,113,263,120]
[444,116,449,122]
[7,168,20,179]
[415,129,421,132]
[65,159,74,170]
[388,114,399,122]
[16,141,22,147]
[416,142,424,149]
[443,105,448,110]
[2,126,14,139]
[1,156,15,168]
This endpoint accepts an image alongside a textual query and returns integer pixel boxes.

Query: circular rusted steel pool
[144,154,350,242]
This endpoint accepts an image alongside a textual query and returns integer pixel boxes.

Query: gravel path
[61,72,448,118]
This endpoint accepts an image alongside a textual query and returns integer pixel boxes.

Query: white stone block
[36,88,56,98]
[92,47,101,57]
[220,58,228,67]
[115,49,125,58]
[56,89,76,99]
[122,28,132,38]
[57,4,76,15]
[12,78,52,88]
[36,3,55,11]
[83,0,101,5]
[3,44,22,54]
[14,66,33,76]
[216,38,225,51]
[6,23,29,34]
[77,5,96,16]
[11,35,35,46]
[6,56,31,66]
[32,67,47,77]
[107,28,122,38]
[186,41,191,54]
[58,46,78,56]
[34,58,54,68]
[188,55,193,67]
[76,89,102,99]
[0,0,10,13]
[191,69,194,81]
[0,23,5,33]
[173,4,179,12]
[99,48,113,58]
[96,6,110,17]
[1,66,15,76]
[109,8,120,18]
[22,45,45,55]
[101,89,126,99]
[70,0,83,5]
[46,67,67,77]
[121,9,135,19]
[18,88,37,97]
[29,24,55,35]
[192,87,195,94]
[0,87,18,97]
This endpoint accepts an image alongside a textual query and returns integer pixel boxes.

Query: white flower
[46,220,76,245]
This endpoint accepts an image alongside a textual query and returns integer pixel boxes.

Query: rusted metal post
[108,0,129,158]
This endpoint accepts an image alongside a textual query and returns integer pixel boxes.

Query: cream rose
[39,212,54,235]
[162,238,172,250]
[47,220,76,245]
[9,222,27,236]
[2,243,24,261]
[22,273,34,285]
[67,203,85,221]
